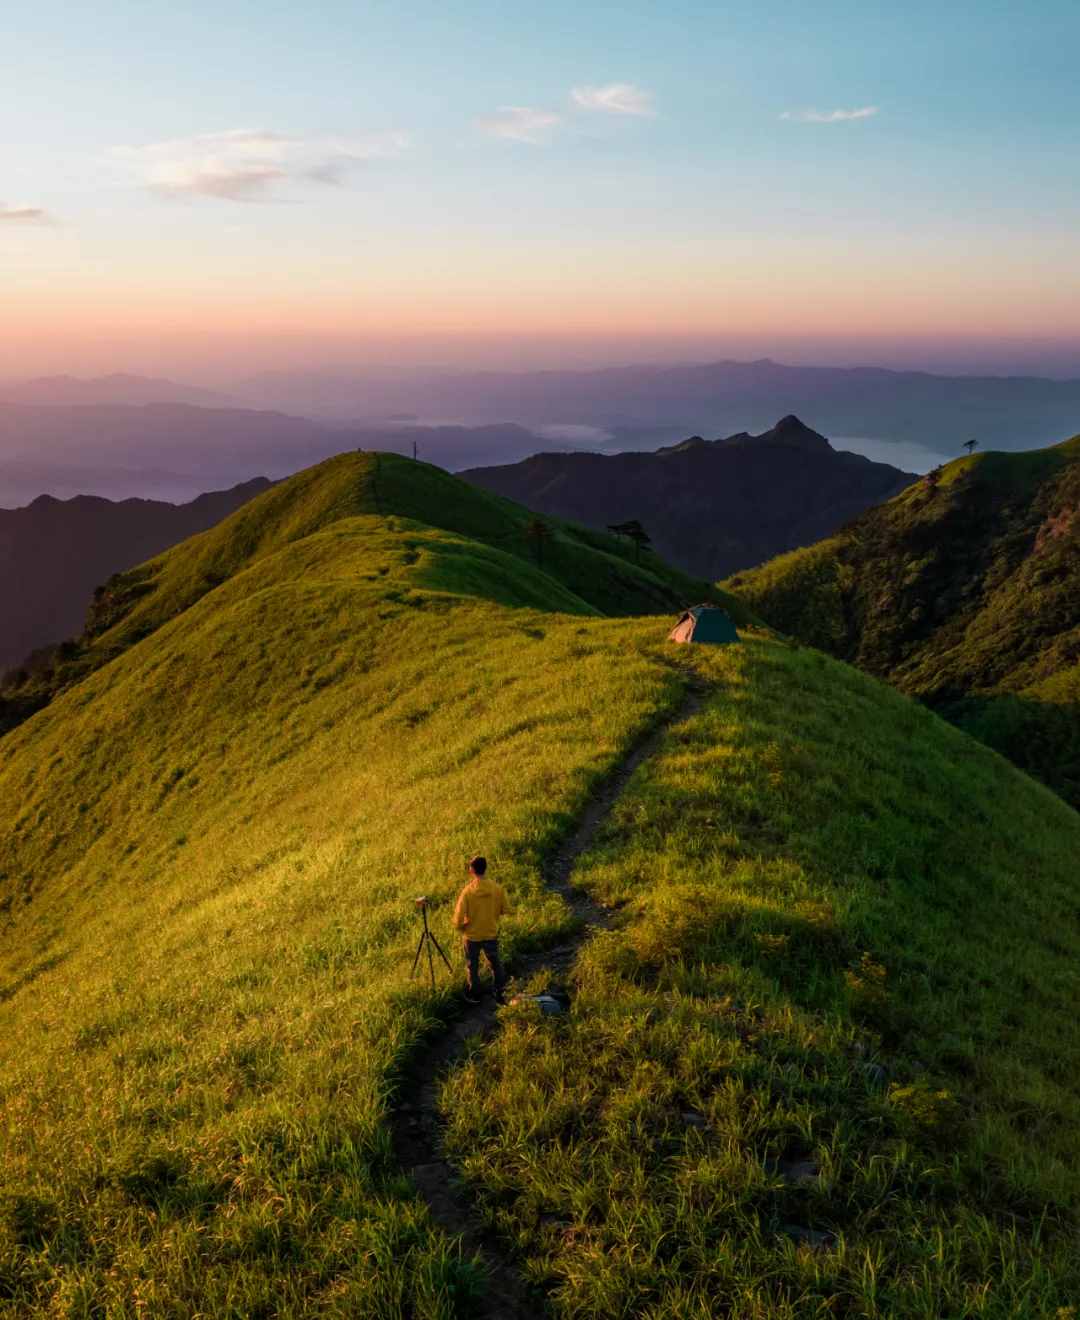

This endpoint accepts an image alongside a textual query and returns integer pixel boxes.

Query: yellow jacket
[452,876,511,941]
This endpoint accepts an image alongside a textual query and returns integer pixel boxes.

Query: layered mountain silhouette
[0,478,270,671]
[463,415,916,580]
[727,434,1080,808]
[0,401,559,507]
[242,358,1080,454]
[0,373,235,408]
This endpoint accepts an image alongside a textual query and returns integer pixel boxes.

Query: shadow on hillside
[0,951,68,1003]
[605,887,903,1039]
[585,640,1080,1106]
[942,692,1080,812]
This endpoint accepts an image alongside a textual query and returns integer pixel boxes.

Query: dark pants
[463,938,505,994]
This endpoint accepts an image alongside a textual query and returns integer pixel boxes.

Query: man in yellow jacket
[453,855,511,1004]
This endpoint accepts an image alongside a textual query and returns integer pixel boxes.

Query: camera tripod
[411,899,453,990]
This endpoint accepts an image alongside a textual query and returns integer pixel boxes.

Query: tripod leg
[427,930,454,973]
[427,940,436,991]
[410,931,426,978]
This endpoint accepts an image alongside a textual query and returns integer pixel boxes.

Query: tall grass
[1,513,691,1315]
[443,641,1080,1317]
[2,455,1078,1316]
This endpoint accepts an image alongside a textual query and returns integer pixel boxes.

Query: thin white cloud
[476,106,562,145]
[0,203,52,224]
[781,106,880,123]
[112,128,410,201]
[571,83,655,116]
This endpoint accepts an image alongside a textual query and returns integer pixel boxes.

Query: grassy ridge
[0,451,728,738]
[443,641,1080,1317]
[81,449,715,654]
[2,454,1078,1316]
[724,437,1080,808]
[1,513,690,1314]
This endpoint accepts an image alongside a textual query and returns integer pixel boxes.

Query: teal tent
[668,605,740,645]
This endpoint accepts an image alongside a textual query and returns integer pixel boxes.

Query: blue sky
[4,1,1079,377]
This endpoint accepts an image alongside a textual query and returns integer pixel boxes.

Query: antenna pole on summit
[413,440,418,461]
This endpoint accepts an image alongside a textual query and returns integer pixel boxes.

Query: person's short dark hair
[469,855,487,876]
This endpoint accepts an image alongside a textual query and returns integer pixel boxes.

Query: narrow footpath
[389,685,704,1318]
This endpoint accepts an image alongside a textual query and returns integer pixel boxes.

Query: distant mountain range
[11,359,1080,462]
[0,373,234,408]
[0,402,551,507]
[0,478,270,672]
[463,416,916,580]
[726,433,1080,809]
[225,358,1080,456]
[3,361,1079,515]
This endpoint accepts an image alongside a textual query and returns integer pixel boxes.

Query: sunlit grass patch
[0,549,690,1313]
[1,453,1077,1316]
[442,643,1080,1318]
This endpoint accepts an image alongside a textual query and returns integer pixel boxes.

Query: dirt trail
[389,686,704,1318]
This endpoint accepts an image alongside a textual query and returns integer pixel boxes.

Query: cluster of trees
[606,519,653,563]
[524,517,653,567]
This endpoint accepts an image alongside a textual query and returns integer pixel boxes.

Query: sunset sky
[4,0,1079,379]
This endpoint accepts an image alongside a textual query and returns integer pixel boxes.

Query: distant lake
[830,436,951,475]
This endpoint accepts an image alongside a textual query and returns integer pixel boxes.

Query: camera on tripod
[410,895,450,988]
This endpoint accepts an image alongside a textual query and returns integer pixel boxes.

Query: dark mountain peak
[464,417,916,583]
[717,415,833,453]
[764,414,832,449]
[660,419,830,457]
[658,435,708,454]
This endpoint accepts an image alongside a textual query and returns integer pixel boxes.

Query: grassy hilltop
[0,451,719,734]
[1,452,1078,1318]
[724,436,1080,810]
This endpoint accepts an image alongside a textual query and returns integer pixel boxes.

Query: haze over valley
[4,355,1079,508]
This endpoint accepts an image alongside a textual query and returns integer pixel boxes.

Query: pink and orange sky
[4,0,1079,381]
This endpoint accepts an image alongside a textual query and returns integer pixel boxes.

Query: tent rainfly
[668,604,740,645]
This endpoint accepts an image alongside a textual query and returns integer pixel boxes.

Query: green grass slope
[1,455,1078,1318]
[0,451,736,735]
[444,645,1080,1318]
[81,451,721,650]
[723,436,1080,809]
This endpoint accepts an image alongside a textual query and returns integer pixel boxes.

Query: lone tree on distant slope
[525,517,553,568]
[608,519,653,564]
[963,438,979,456]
